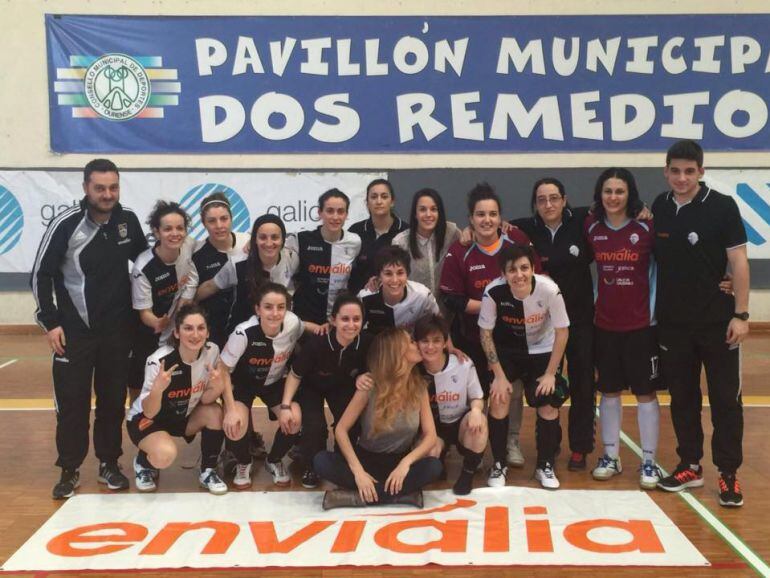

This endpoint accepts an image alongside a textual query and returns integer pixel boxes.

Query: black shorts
[437,413,472,456]
[594,326,662,395]
[233,378,285,421]
[501,352,569,409]
[127,413,195,446]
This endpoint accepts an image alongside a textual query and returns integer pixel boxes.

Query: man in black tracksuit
[653,140,749,508]
[31,159,147,499]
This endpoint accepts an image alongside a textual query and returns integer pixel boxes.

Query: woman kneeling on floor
[315,327,443,508]
[127,303,230,494]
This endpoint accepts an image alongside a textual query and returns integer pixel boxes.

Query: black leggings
[313,446,442,501]
[298,383,357,467]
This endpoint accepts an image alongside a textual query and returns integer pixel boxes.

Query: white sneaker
[592,455,622,480]
[233,462,253,490]
[535,462,560,490]
[265,458,291,486]
[639,461,662,490]
[487,461,508,487]
[506,437,525,468]
[133,456,157,493]
[199,468,228,495]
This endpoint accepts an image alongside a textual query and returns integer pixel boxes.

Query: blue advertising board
[46,14,770,153]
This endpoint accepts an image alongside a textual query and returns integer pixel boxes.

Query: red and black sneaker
[718,473,744,507]
[657,463,704,492]
[567,452,587,471]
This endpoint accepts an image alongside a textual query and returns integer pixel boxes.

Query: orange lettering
[563,519,664,553]
[374,519,467,553]
[249,521,335,553]
[331,520,366,553]
[483,506,509,553]
[47,523,147,557]
[140,521,239,555]
[524,506,553,553]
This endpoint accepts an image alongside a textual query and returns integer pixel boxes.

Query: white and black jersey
[286,227,361,324]
[192,232,250,344]
[478,274,570,356]
[126,342,220,422]
[220,311,304,390]
[421,354,483,425]
[31,200,147,333]
[131,245,198,344]
[357,280,439,335]
[213,247,298,332]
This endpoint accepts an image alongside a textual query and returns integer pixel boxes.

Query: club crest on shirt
[629,233,639,245]
[118,223,128,238]
[569,244,579,256]
[688,232,699,245]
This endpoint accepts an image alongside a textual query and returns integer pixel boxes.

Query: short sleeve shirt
[358,280,439,335]
[585,217,656,332]
[478,274,569,356]
[126,342,220,422]
[221,311,304,390]
[652,184,747,325]
[421,354,483,424]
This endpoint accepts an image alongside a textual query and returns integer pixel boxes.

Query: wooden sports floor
[0,331,769,577]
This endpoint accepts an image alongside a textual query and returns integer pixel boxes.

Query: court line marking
[0,358,18,370]
[618,427,770,577]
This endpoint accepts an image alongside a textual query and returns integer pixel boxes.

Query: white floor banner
[3,488,708,571]
[0,170,381,273]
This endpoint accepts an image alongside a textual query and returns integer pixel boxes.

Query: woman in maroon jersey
[439,182,537,468]
[584,168,663,490]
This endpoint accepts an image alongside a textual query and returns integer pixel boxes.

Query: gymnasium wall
[2,0,770,325]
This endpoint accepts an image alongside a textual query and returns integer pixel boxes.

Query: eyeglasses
[535,195,563,206]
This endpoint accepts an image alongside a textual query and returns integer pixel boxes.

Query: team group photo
[1,2,769,576]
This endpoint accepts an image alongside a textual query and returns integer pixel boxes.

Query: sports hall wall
[2,0,770,324]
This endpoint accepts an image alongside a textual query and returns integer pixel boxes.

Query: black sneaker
[718,473,744,507]
[52,469,79,500]
[301,468,319,489]
[657,463,704,492]
[97,461,129,491]
[453,469,475,495]
[567,451,587,471]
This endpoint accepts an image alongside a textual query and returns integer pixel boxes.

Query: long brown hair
[367,328,425,434]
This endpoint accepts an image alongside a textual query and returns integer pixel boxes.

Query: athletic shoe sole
[53,480,80,500]
[718,497,744,507]
[135,482,157,493]
[200,482,228,495]
[535,473,560,490]
[97,476,129,491]
[657,478,704,492]
[639,479,659,491]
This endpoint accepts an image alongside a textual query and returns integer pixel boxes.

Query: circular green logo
[84,54,151,120]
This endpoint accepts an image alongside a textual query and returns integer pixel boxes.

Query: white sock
[599,395,622,459]
[637,398,660,464]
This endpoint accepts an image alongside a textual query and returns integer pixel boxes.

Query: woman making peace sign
[126,304,230,495]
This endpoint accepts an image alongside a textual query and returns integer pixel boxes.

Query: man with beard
[31,159,147,499]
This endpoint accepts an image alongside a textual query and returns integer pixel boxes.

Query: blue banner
[46,14,770,153]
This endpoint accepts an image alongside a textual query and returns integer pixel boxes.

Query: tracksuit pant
[658,321,743,473]
[565,323,596,455]
[52,328,131,470]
